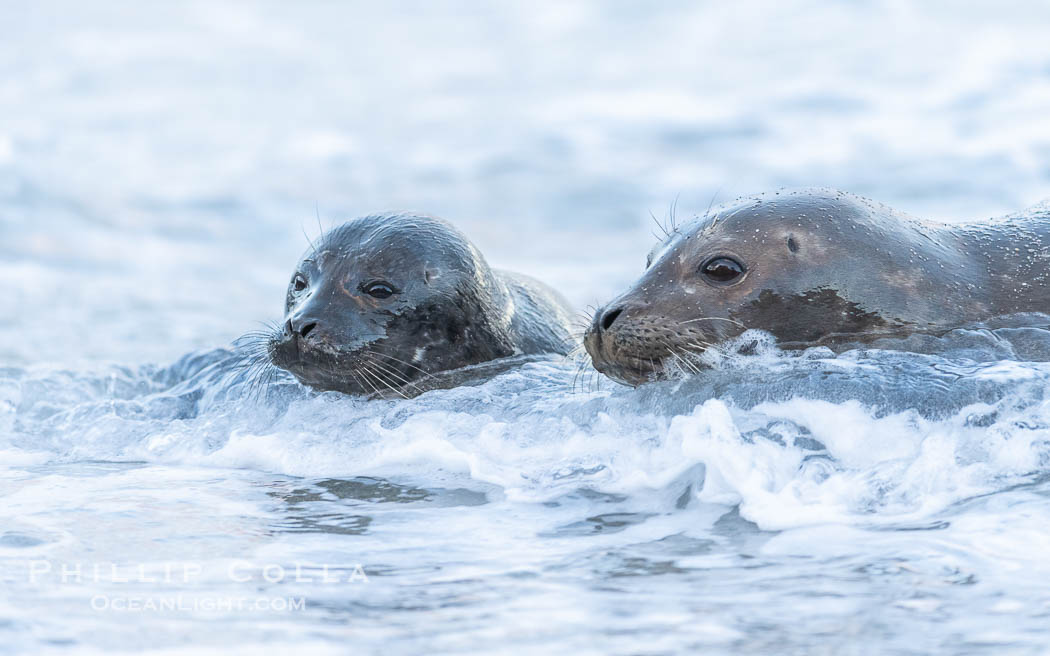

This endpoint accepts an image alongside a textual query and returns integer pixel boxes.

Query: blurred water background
[3,1,1050,654]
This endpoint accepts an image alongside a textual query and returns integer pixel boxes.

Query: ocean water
[4,1,1050,654]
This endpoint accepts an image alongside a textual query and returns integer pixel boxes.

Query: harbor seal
[266,213,576,397]
[585,188,1050,386]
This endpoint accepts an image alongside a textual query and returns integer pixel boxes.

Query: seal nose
[599,307,624,332]
[285,318,319,340]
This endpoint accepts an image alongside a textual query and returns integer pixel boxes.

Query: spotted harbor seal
[261,213,576,397]
[585,188,1050,386]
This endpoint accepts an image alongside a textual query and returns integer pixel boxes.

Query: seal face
[585,188,1050,386]
[268,213,575,397]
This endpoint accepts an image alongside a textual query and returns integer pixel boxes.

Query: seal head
[585,189,995,386]
[269,213,574,396]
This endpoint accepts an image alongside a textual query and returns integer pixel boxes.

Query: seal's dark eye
[701,257,746,284]
[293,274,307,292]
[363,281,396,299]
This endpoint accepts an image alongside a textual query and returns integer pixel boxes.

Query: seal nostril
[299,322,317,338]
[601,308,624,331]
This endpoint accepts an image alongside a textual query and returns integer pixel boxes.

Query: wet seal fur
[585,188,1050,386]
[267,213,576,397]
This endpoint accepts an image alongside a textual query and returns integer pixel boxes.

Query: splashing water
[5,324,1050,653]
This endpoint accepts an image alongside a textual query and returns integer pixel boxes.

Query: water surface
[4,1,1050,654]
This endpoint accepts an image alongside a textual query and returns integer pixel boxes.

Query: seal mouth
[584,321,720,386]
[584,333,671,386]
[268,335,429,398]
[270,337,360,390]
[601,355,668,386]
[274,351,350,391]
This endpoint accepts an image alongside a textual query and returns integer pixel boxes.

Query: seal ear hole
[424,270,431,284]
[787,237,800,253]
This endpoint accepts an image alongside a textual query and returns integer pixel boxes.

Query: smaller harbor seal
[264,213,575,397]
[585,188,1050,386]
